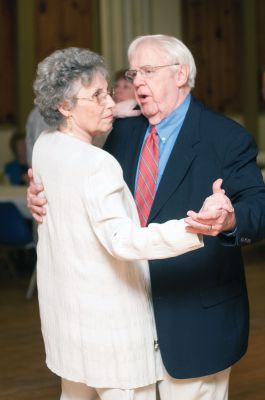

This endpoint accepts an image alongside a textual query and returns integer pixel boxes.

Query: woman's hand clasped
[27,168,47,223]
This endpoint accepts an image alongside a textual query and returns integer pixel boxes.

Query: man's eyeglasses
[125,64,179,82]
[75,88,115,105]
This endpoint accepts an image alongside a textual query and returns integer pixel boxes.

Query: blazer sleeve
[83,153,203,261]
[221,125,265,245]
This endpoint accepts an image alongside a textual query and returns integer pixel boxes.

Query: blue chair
[0,202,35,280]
[0,202,33,245]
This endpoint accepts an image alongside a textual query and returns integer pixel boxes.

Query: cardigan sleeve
[83,153,203,261]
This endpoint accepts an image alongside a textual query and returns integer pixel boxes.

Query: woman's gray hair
[33,47,108,126]
[128,35,196,89]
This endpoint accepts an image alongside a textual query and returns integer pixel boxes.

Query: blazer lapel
[149,97,202,222]
[123,117,149,194]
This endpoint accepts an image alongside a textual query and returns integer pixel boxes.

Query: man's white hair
[128,34,197,89]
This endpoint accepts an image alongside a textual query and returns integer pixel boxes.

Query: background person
[26,106,49,166]
[4,131,29,185]
[31,46,204,400]
[113,68,136,103]
[93,69,140,148]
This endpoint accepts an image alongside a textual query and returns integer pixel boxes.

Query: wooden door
[34,0,100,66]
[182,0,242,113]
[0,0,16,124]
[257,0,265,107]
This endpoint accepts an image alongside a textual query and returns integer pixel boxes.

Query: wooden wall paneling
[35,0,60,64]
[0,0,16,124]
[182,0,242,113]
[257,0,265,106]
[34,0,98,67]
[62,0,94,47]
[257,0,265,72]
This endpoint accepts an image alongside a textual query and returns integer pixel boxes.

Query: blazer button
[154,340,159,350]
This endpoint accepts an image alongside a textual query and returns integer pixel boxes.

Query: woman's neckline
[57,129,92,144]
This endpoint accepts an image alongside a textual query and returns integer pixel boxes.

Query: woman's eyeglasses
[75,88,115,105]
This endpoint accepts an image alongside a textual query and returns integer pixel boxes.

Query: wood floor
[0,243,264,400]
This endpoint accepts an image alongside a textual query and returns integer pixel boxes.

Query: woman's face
[113,78,135,103]
[69,75,115,139]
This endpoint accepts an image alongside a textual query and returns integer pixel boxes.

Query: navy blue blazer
[104,96,265,379]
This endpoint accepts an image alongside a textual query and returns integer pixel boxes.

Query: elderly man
[28,35,265,400]
[103,35,265,399]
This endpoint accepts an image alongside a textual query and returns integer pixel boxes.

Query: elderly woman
[32,47,203,400]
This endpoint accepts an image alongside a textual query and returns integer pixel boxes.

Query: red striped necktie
[135,126,159,226]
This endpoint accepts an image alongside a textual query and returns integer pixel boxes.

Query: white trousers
[158,367,231,400]
[60,378,156,400]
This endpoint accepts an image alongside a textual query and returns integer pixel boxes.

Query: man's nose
[133,71,145,87]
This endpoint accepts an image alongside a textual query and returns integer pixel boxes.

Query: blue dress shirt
[135,94,191,194]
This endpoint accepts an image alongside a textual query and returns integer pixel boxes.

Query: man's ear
[176,64,189,88]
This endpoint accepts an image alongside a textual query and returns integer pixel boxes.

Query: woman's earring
[67,115,72,132]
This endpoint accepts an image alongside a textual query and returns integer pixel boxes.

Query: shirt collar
[152,93,191,141]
